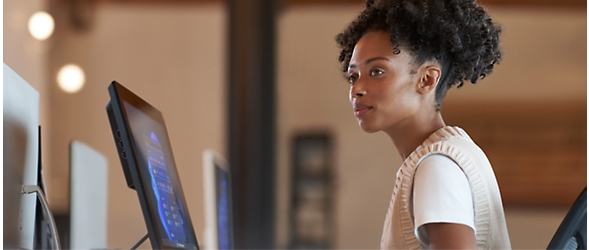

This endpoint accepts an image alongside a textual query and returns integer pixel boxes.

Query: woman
[336,0,511,249]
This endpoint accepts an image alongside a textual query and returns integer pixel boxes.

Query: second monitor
[202,150,234,250]
[106,81,200,249]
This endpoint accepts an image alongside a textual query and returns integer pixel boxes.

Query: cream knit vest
[380,126,511,249]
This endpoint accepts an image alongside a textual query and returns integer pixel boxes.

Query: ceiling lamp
[28,11,55,40]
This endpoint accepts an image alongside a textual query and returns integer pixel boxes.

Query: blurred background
[4,0,586,249]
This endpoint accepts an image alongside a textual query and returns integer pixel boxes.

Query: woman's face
[347,31,422,133]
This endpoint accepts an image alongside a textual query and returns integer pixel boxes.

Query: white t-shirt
[412,154,475,248]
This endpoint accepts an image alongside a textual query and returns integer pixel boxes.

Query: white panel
[70,140,109,249]
[3,63,40,249]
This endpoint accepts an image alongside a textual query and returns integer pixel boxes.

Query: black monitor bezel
[106,81,199,249]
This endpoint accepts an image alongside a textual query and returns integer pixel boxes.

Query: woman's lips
[354,104,372,117]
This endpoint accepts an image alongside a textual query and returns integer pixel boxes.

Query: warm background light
[28,11,55,40]
[57,64,85,93]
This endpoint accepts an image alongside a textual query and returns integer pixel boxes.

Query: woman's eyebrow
[366,57,390,64]
[349,56,391,69]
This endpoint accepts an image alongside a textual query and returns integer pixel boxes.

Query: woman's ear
[416,65,441,94]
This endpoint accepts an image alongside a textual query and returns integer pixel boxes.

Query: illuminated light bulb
[28,11,55,40]
[57,64,85,93]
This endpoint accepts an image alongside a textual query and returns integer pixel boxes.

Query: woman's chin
[359,122,380,133]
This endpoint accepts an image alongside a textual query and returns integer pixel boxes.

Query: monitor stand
[22,185,61,250]
[131,233,149,250]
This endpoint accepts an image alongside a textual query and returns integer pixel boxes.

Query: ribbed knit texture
[380,126,511,249]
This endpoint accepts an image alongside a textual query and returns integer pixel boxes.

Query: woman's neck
[384,112,446,160]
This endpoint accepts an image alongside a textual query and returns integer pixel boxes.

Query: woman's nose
[351,82,366,98]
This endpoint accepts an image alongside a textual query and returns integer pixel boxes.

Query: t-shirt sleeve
[413,154,475,247]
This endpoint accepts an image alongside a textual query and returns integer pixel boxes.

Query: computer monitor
[106,81,200,249]
[547,187,587,250]
[202,150,234,250]
[3,63,40,249]
[69,140,108,249]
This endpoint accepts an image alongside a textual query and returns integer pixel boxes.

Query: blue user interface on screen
[216,166,232,250]
[146,134,187,244]
[124,101,197,249]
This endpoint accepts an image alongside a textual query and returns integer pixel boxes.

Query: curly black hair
[336,0,502,110]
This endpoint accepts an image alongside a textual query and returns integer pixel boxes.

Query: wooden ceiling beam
[288,0,586,8]
[94,0,586,8]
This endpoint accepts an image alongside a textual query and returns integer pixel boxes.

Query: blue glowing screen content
[147,138,187,243]
[215,166,232,250]
[124,101,197,249]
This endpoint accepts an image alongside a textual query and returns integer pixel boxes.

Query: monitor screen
[215,165,232,249]
[107,81,199,249]
[547,187,587,249]
[203,150,233,250]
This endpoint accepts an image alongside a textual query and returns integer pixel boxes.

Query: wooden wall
[443,101,586,207]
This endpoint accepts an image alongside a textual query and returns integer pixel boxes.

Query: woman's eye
[347,75,358,85]
[370,69,384,76]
